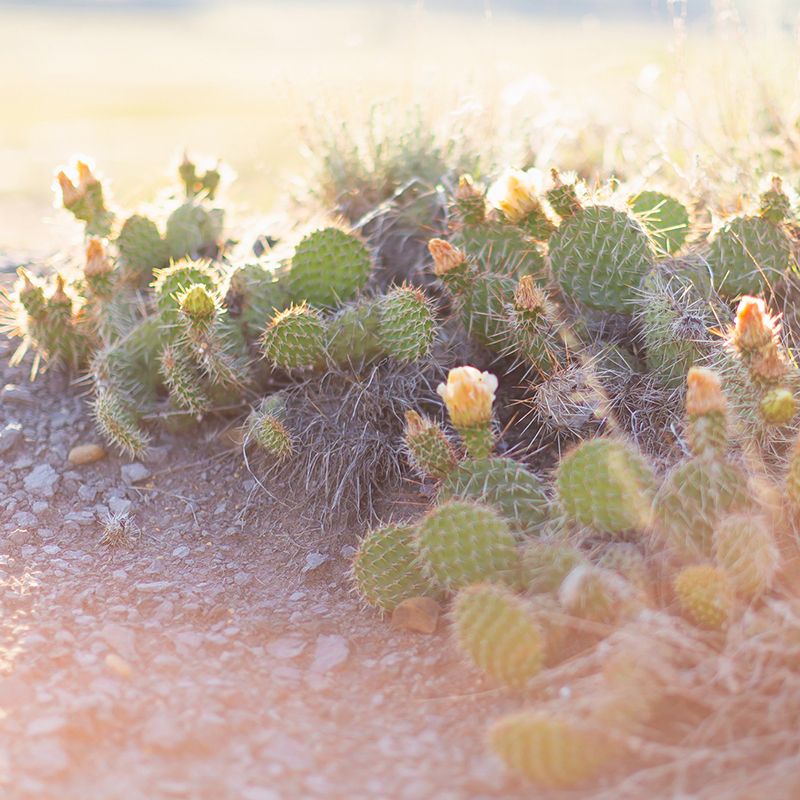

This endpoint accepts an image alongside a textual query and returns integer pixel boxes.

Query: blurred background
[1,0,799,256]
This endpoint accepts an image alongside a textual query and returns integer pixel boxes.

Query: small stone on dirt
[101,622,137,660]
[68,443,106,465]
[0,421,22,454]
[302,552,329,572]
[121,462,152,485]
[105,653,133,679]
[1,384,34,405]
[24,463,59,497]
[391,597,441,634]
[308,634,349,673]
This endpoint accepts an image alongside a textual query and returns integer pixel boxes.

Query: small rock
[288,591,306,602]
[1,384,34,405]
[8,528,32,545]
[101,623,137,660]
[141,711,186,752]
[302,552,329,572]
[242,788,282,800]
[68,443,106,465]
[42,544,60,556]
[0,422,23,454]
[176,631,204,649]
[340,544,356,559]
[105,653,133,679]
[143,445,171,466]
[108,497,132,516]
[120,462,152,485]
[111,569,127,581]
[234,571,253,586]
[78,484,98,502]
[21,738,70,778]
[136,581,172,593]
[172,546,191,559]
[31,500,49,515]
[308,634,349,673]
[266,637,307,660]
[25,715,67,737]
[23,464,59,498]
[391,596,441,634]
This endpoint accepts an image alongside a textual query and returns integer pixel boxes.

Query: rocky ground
[0,260,587,800]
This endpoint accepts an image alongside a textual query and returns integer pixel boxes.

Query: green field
[1,1,798,253]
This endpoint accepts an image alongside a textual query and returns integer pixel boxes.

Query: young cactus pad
[351,523,443,612]
[452,583,544,688]
[555,437,656,534]
[414,500,521,591]
[488,710,612,787]
[674,564,733,631]
[260,303,326,369]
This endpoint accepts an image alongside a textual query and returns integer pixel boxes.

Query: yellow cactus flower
[437,366,498,429]
[487,168,544,224]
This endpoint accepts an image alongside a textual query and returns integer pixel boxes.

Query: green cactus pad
[522,539,583,595]
[288,226,372,309]
[555,438,656,534]
[653,455,752,558]
[403,411,459,481]
[153,260,220,319]
[674,564,732,631]
[713,513,778,599]
[92,388,149,457]
[378,285,436,363]
[458,269,518,349]
[628,190,690,255]
[246,397,294,460]
[450,222,547,280]
[351,523,443,611]
[436,456,549,534]
[706,215,791,298]
[452,583,544,687]
[116,214,170,284]
[325,299,382,366]
[548,205,656,312]
[159,343,209,413]
[488,710,612,787]
[260,303,326,369]
[415,500,522,591]
[165,201,223,262]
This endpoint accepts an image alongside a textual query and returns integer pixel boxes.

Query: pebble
[101,622,138,661]
[31,500,49,515]
[68,443,106,465]
[391,597,441,634]
[78,484,98,502]
[136,581,172,593]
[172,546,191,559]
[105,653,133,679]
[0,421,23,454]
[120,462,152,485]
[21,738,70,777]
[308,634,349,673]
[1,384,34,405]
[108,496,132,516]
[266,637,307,660]
[25,715,67,737]
[302,552,329,572]
[23,463,59,498]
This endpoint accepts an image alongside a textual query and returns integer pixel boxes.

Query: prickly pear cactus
[452,583,544,687]
[116,214,170,285]
[260,303,326,369]
[246,395,294,460]
[436,456,550,534]
[288,226,372,309]
[555,437,656,534]
[351,523,443,612]
[414,500,522,591]
[522,538,583,595]
[403,411,459,481]
[628,189,690,255]
[165,201,223,262]
[673,564,733,631]
[712,513,778,599]
[488,710,613,787]
[377,284,436,363]
[548,205,656,312]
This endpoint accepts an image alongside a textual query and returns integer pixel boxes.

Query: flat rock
[101,622,137,661]
[266,636,307,660]
[1,384,34,405]
[120,462,152,485]
[23,463,59,498]
[68,443,106,465]
[0,421,22,454]
[308,634,349,673]
[391,597,441,634]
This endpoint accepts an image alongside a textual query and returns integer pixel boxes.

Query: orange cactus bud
[731,296,778,354]
[84,238,112,277]
[428,238,466,276]
[685,367,727,419]
[57,171,81,207]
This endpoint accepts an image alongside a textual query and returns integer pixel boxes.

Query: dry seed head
[514,275,548,313]
[437,366,498,429]
[84,238,112,277]
[428,238,466,276]
[685,367,727,419]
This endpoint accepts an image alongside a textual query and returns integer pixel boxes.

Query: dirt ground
[0,256,575,800]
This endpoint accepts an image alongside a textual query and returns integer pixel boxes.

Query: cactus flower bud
[487,168,543,224]
[180,284,216,320]
[685,367,727,419]
[437,366,498,429]
[514,275,549,313]
[57,171,81,208]
[731,296,778,354]
[76,160,100,192]
[760,386,796,425]
[84,238,113,277]
[428,238,466,276]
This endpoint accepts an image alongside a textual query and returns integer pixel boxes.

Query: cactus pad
[674,564,733,631]
[260,303,326,369]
